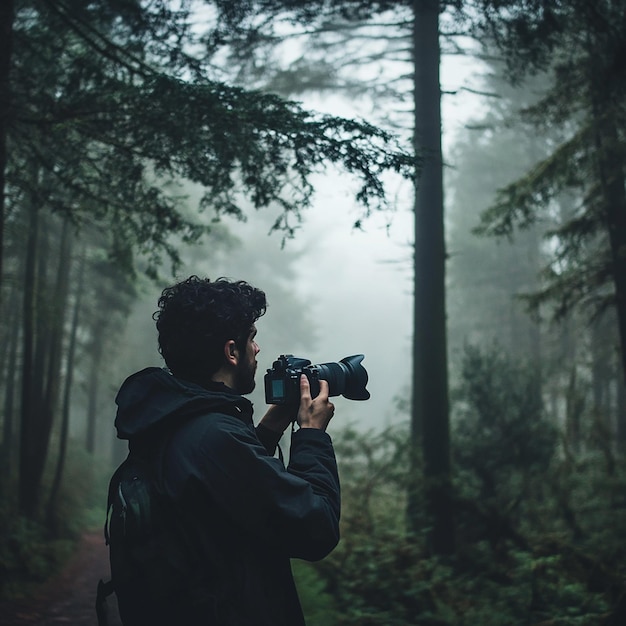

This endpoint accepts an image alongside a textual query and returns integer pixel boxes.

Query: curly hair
[153,276,267,380]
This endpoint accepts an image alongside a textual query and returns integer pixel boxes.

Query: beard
[234,358,257,395]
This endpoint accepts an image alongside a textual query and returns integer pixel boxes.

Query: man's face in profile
[234,326,259,395]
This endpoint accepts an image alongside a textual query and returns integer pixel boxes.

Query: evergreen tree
[471,0,626,380]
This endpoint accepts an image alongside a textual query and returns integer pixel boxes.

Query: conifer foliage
[472,0,626,377]
[4,0,414,278]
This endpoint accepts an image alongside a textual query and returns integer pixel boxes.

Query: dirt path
[0,531,122,626]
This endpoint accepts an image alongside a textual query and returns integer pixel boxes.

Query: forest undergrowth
[0,443,108,601]
[297,346,626,626]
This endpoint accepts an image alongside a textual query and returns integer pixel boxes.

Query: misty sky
[116,52,484,434]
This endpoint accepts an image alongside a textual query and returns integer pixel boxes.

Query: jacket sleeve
[255,423,282,456]
[186,414,340,561]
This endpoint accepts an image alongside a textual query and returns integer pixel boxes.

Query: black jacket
[113,367,340,626]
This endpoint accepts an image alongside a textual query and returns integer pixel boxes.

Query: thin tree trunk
[591,314,611,417]
[617,368,626,453]
[565,364,584,456]
[526,224,543,403]
[86,329,103,455]
[560,316,582,454]
[0,299,19,495]
[409,0,454,554]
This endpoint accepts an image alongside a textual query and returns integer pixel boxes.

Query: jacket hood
[114,367,253,440]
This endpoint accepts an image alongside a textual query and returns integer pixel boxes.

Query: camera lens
[312,355,370,400]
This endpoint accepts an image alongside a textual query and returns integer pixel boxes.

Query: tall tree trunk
[0,0,15,300]
[35,217,72,468]
[597,139,626,384]
[19,203,40,517]
[19,210,72,519]
[408,0,454,554]
[589,48,626,384]
[25,213,51,512]
[47,242,83,532]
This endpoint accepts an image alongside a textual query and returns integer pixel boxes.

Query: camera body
[264,355,320,405]
[264,354,370,406]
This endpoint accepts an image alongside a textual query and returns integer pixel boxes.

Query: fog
[199,182,413,430]
[118,194,414,432]
[114,54,483,433]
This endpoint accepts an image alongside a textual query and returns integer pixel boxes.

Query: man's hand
[297,375,335,430]
[259,403,296,435]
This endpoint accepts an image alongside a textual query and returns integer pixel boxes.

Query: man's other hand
[297,376,335,430]
[259,403,296,435]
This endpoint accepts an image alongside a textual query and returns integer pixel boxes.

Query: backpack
[96,429,187,626]
[96,404,243,625]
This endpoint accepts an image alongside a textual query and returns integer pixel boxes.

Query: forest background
[1,1,625,625]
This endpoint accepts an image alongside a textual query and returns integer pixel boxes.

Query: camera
[264,354,370,405]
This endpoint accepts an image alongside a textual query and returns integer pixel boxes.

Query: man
[109,276,339,625]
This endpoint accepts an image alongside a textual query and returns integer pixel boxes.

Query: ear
[224,339,239,366]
